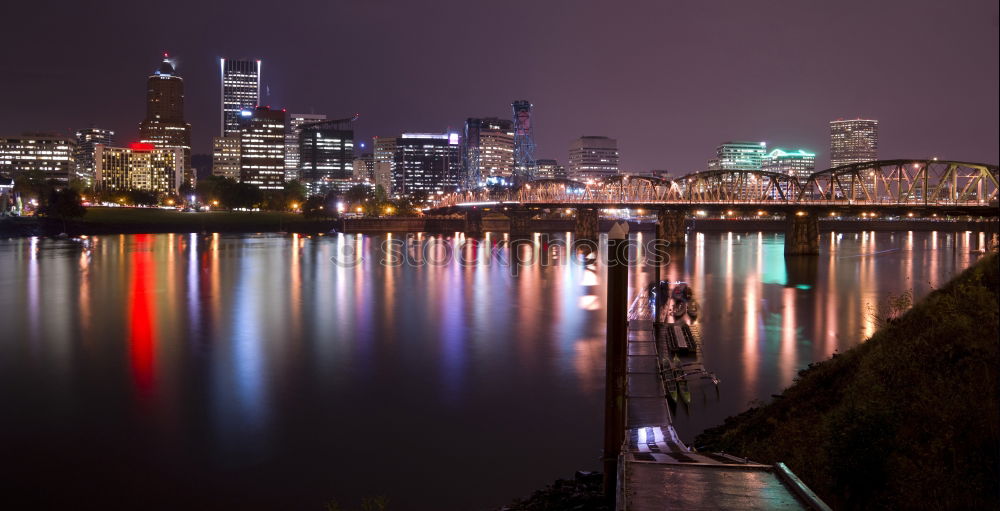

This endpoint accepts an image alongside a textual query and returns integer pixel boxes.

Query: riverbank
[1,207,993,238]
[695,252,999,510]
[0,207,338,237]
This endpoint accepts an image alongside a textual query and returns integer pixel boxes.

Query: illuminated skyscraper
[211,136,241,180]
[534,159,566,179]
[0,134,76,185]
[762,148,816,181]
[138,54,191,184]
[221,58,261,137]
[94,143,184,195]
[285,113,327,181]
[353,153,375,181]
[239,106,285,190]
[568,136,619,179]
[74,127,115,186]
[715,141,766,171]
[464,117,514,185]
[298,117,355,195]
[830,118,878,167]
[393,133,462,197]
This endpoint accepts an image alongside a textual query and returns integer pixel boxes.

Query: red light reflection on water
[129,234,156,396]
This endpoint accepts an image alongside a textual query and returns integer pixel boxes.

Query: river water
[0,230,985,509]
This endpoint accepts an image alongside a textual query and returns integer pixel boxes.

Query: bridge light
[757,210,765,216]
[829,212,836,216]
[796,211,807,217]
[696,210,707,217]
[637,208,645,215]
[907,212,914,217]
[860,212,866,217]
[726,210,734,216]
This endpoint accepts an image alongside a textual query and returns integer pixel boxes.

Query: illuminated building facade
[568,136,619,179]
[74,128,115,187]
[534,159,566,179]
[830,118,878,167]
[0,134,76,185]
[138,55,191,185]
[715,141,766,171]
[298,118,354,195]
[762,148,816,181]
[393,133,462,197]
[94,143,184,194]
[239,106,286,190]
[211,136,241,180]
[464,117,514,185]
[285,113,327,182]
[221,58,261,137]
[353,153,375,181]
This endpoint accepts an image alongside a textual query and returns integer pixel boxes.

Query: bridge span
[428,160,999,255]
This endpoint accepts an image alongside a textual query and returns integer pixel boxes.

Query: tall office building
[373,136,397,193]
[0,134,76,184]
[353,153,375,181]
[830,118,878,167]
[212,136,241,180]
[94,143,184,194]
[239,106,286,190]
[298,118,354,195]
[74,127,115,186]
[713,141,767,171]
[464,117,514,185]
[762,148,816,181]
[138,54,192,185]
[568,136,619,179]
[221,58,262,137]
[285,113,327,181]
[392,133,462,197]
[534,159,566,180]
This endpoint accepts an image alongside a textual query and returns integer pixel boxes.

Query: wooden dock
[619,289,831,511]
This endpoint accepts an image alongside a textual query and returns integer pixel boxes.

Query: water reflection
[0,230,985,510]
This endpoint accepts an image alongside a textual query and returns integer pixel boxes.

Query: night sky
[2,0,997,172]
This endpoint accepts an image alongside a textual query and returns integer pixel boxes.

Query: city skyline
[1,1,996,174]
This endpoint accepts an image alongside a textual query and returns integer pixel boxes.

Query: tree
[39,188,86,232]
[302,195,337,219]
[284,180,307,205]
[345,184,373,205]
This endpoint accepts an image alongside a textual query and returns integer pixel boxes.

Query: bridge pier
[575,208,599,242]
[463,209,483,237]
[785,212,819,256]
[655,210,687,247]
[507,208,535,239]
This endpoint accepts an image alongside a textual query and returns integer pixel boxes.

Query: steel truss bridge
[431,160,998,215]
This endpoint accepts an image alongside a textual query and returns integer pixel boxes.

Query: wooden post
[603,221,629,501]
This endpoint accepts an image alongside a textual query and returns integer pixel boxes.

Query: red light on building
[130,142,155,151]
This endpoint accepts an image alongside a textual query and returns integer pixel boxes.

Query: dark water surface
[0,231,984,509]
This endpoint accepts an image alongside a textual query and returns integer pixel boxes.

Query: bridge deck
[621,291,828,510]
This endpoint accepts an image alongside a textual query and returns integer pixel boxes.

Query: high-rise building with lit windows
[212,136,241,180]
[0,134,76,185]
[715,141,766,172]
[464,117,514,185]
[94,143,184,195]
[392,133,462,197]
[239,106,286,190]
[221,58,261,137]
[298,118,354,195]
[830,118,878,167]
[762,148,816,181]
[353,153,375,181]
[74,128,115,186]
[568,136,618,179]
[534,159,566,179]
[138,54,191,185]
[285,113,327,181]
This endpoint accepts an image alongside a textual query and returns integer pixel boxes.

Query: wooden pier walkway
[618,290,831,510]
